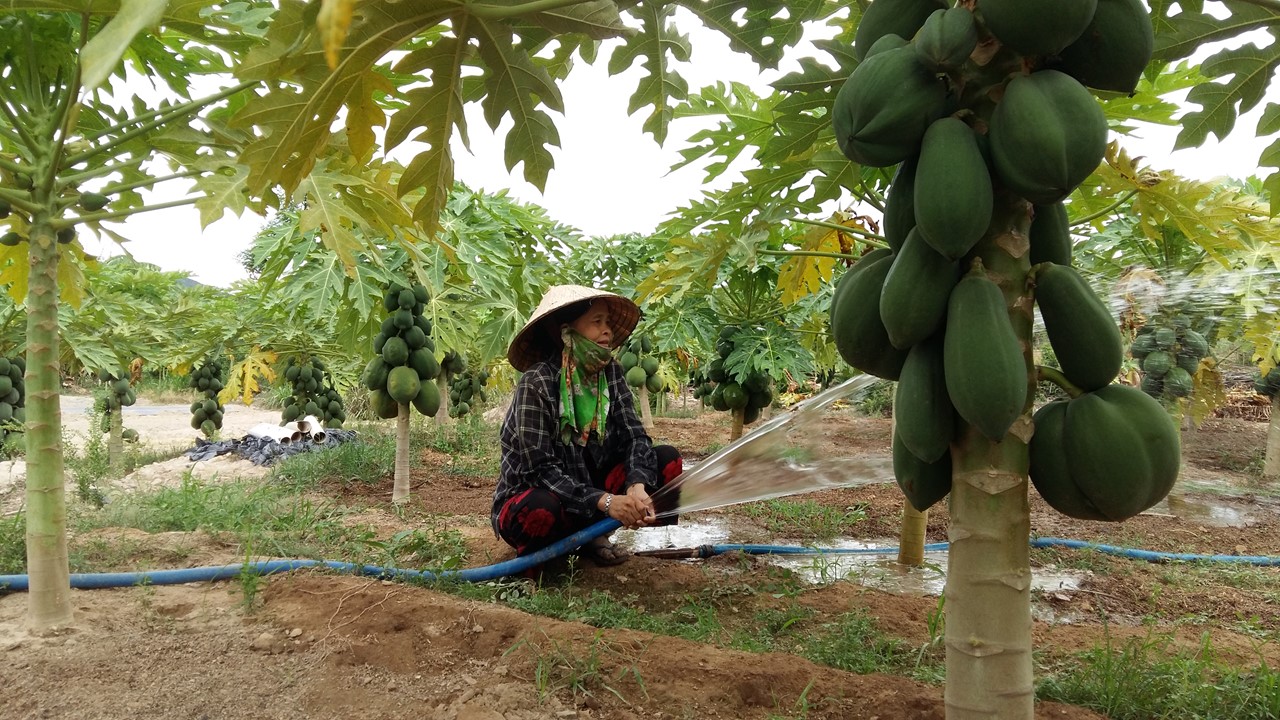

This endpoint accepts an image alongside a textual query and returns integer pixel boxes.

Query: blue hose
[687,538,1280,566]
[4,524,1278,592]
[0,519,623,591]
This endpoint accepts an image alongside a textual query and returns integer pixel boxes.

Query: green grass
[0,511,24,575]
[739,498,868,541]
[508,629,648,705]
[1036,632,1280,719]
[271,431,396,488]
[74,474,381,562]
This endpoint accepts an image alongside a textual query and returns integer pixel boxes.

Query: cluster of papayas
[832,0,1173,519]
[1256,367,1280,398]
[364,282,441,420]
[189,358,227,437]
[692,326,774,426]
[447,364,488,419]
[1130,315,1211,401]
[620,333,663,395]
[94,369,137,434]
[0,355,26,445]
[281,356,346,429]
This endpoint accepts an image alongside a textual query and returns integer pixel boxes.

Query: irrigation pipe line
[3,524,1278,592]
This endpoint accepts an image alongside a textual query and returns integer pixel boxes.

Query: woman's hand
[626,483,656,520]
[601,492,653,529]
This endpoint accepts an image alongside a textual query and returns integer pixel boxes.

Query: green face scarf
[559,326,612,446]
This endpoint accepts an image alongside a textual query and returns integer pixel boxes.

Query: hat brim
[507,288,640,371]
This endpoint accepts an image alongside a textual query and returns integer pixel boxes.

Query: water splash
[651,375,893,519]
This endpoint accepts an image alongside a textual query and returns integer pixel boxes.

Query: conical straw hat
[507,285,640,371]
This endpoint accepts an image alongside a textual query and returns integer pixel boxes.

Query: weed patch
[0,511,24,574]
[740,499,868,541]
[1037,631,1280,720]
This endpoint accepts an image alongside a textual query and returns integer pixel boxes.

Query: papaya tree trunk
[108,408,123,476]
[392,403,410,504]
[944,194,1034,718]
[729,408,744,441]
[638,386,655,431]
[434,375,450,425]
[898,503,928,567]
[1265,394,1280,480]
[24,221,72,632]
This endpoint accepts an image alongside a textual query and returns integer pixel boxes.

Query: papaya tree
[365,280,441,504]
[0,6,281,632]
[823,3,1187,716]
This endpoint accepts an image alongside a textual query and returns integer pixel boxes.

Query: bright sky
[78,14,1274,289]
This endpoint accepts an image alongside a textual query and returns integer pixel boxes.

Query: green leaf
[521,0,630,40]
[388,33,470,233]
[470,18,563,189]
[607,0,691,145]
[1151,1,1277,62]
[1175,41,1280,149]
[79,0,170,95]
[677,0,824,69]
[192,166,250,228]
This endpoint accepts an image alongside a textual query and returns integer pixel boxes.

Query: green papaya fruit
[1163,367,1193,398]
[892,431,952,512]
[1142,350,1172,378]
[831,252,910,380]
[1139,373,1163,397]
[641,357,660,375]
[1175,354,1200,375]
[1060,385,1180,520]
[1153,327,1177,350]
[722,382,748,410]
[979,0,1097,57]
[387,366,421,404]
[989,71,1107,205]
[0,232,21,247]
[645,374,663,394]
[620,351,639,370]
[382,336,410,366]
[408,348,440,381]
[1053,0,1154,94]
[832,44,950,168]
[1029,400,1110,521]
[882,158,917,254]
[894,335,954,463]
[80,192,109,211]
[371,389,400,419]
[914,117,993,260]
[411,379,441,417]
[879,228,961,350]
[625,366,647,388]
[943,271,1027,441]
[363,357,389,391]
[1035,263,1122,391]
[710,384,729,412]
[1029,202,1072,266]
[852,0,947,60]
[914,7,978,72]
[1180,329,1209,358]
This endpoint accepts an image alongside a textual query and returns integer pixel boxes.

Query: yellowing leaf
[221,346,278,406]
[345,71,392,162]
[776,215,870,305]
[1188,359,1227,427]
[317,0,356,70]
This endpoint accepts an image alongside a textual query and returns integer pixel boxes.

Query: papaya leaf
[1176,41,1280,149]
[1151,1,1275,63]
[192,166,250,229]
[1188,360,1227,427]
[221,346,278,406]
[775,219,848,305]
[390,33,470,233]
[676,0,823,69]
[78,0,169,95]
[317,0,356,70]
[519,0,630,40]
[470,18,563,189]
[636,232,737,304]
[345,70,392,162]
[721,325,813,386]
[607,0,691,145]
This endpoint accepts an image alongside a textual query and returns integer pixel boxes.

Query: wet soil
[1,407,1277,719]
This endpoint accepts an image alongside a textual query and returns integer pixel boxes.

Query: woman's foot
[584,536,629,566]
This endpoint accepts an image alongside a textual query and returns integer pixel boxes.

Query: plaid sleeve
[501,365,604,517]
[606,363,657,490]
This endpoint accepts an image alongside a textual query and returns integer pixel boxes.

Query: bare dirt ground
[1,401,1278,720]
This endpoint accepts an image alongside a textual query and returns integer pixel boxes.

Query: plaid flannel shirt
[491,357,657,532]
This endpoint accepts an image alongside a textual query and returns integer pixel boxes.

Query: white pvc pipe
[247,423,295,443]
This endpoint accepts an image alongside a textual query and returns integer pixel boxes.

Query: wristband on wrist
[603,494,612,515]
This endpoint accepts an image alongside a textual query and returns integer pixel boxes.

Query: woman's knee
[653,445,683,486]
[497,490,567,550]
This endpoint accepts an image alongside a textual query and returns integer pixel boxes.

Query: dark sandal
[584,538,629,566]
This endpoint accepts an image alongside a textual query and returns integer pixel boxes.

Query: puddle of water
[1150,493,1257,528]
[617,521,1090,599]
